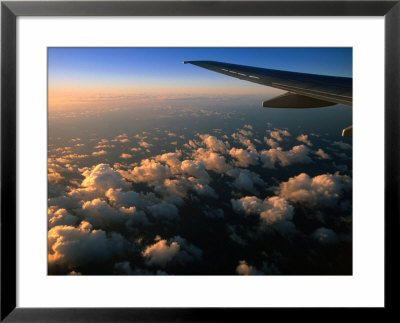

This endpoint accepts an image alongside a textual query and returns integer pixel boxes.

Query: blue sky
[49,47,352,85]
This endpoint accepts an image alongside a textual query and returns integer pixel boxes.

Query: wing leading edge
[184,61,352,136]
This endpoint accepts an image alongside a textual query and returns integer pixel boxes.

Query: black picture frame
[1,0,399,321]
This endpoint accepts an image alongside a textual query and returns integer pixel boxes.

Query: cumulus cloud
[113,261,136,274]
[332,162,348,172]
[139,141,152,149]
[180,160,210,180]
[106,188,143,208]
[198,134,228,153]
[264,137,279,148]
[114,261,168,275]
[260,145,312,168]
[332,141,352,150]
[192,148,231,174]
[315,148,330,160]
[297,134,312,146]
[228,169,264,194]
[312,227,339,244]
[155,152,182,174]
[120,153,132,159]
[229,148,258,167]
[187,177,217,198]
[112,133,129,143]
[236,260,262,275]
[148,201,179,220]
[48,171,64,184]
[104,189,149,225]
[79,198,127,227]
[268,129,291,142]
[92,150,107,156]
[231,195,294,231]
[55,153,89,164]
[155,175,217,202]
[236,260,280,275]
[130,147,142,152]
[231,128,256,152]
[48,207,78,228]
[279,172,351,207]
[81,164,129,192]
[48,221,128,268]
[142,236,202,267]
[121,159,170,184]
[66,164,130,202]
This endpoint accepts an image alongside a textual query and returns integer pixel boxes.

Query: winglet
[342,126,352,137]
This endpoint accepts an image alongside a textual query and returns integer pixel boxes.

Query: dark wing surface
[183,60,352,107]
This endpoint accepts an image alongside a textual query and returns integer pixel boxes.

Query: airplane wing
[184,60,352,136]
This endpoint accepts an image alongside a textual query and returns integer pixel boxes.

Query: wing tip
[342,126,353,137]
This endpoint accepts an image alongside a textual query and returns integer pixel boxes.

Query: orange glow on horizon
[48,82,280,112]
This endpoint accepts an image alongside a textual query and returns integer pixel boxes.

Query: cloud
[139,141,152,149]
[192,148,231,174]
[48,221,128,268]
[315,148,330,160]
[48,171,64,184]
[202,206,224,218]
[268,129,291,142]
[155,152,182,174]
[236,260,281,275]
[113,261,168,275]
[130,147,142,152]
[228,169,264,194]
[260,145,312,168]
[279,172,351,207]
[80,198,127,227]
[105,188,143,208]
[81,164,129,192]
[121,159,170,184]
[264,137,279,148]
[112,133,129,143]
[297,134,312,146]
[236,260,262,275]
[120,153,132,159]
[180,160,210,180]
[142,236,202,267]
[231,131,256,152]
[66,164,131,202]
[156,176,217,202]
[81,189,148,227]
[312,227,339,244]
[92,150,107,156]
[113,261,136,274]
[55,153,89,164]
[229,148,258,167]
[187,177,218,198]
[332,141,352,150]
[199,134,228,153]
[68,271,82,275]
[48,194,82,210]
[332,162,348,172]
[231,195,294,231]
[95,144,115,149]
[148,201,179,220]
[48,207,78,228]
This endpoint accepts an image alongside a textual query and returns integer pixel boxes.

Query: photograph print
[48,48,352,275]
